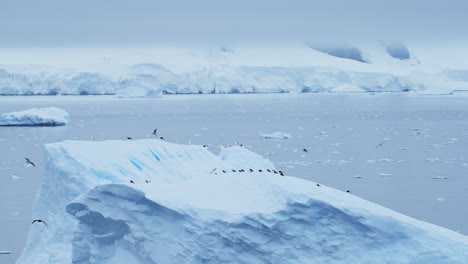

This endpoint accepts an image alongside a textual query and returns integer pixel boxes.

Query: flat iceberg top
[17,139,468,264]
[0,107,69,126]
[260,131,292,140]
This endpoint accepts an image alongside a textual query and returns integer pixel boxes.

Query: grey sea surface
[0,93,467,263]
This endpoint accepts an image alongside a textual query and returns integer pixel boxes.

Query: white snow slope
[0,107,69,126]
[17,139,468,263]
[3,43,468,96]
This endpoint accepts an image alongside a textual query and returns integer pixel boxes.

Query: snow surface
[2,43,468,96]
[17,139,468,263]
[0,107,69,126]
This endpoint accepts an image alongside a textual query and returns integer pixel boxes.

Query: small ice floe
[260,132,292,140]
[0,251,11,254]
[426,158,440,162]
[379,173,392,177]
[10,212,20,215]
[432,176,448,180]
[0,107,70,126]
[10,175,22,181]
[400,147,408,150]
[436,198,445,202]
[354,175,363,179]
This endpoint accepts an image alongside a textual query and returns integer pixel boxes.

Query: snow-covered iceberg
[17,139,468,263]
[0,107,70,126]
[260,131,292,140]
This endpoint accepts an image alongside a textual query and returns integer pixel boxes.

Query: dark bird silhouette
[152,129,158,136]
[127,137,132,140]
[25,158,36,167]
[232,169,237,172]
[32,219,47,226]
[267,169,271,172]
[159,136,164,140]
[279,171,284,176]
[258,169,263,172]
[273,170,278,174]
[130,180,135,184]
[376,139,389,148]
[249,168,253,172]
[145,179,149,183]
[239,169,244,172]
[316,183,321,187]
[203,145,208,148]
[222,170,226,173]
[346,189,351,193]
[303,148,308,153]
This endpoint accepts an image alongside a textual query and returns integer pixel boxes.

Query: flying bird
[32,219,47,226]
[152,129,158,136]
[376,138,389,148]
[25,158,36,167]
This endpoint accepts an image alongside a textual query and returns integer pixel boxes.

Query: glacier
[17,139,468,263]
[0,107,70,126]
[2,43,468,96]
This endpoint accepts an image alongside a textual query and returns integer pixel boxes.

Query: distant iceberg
[260,131,292,140]
[0,107,69,126]
[17,139,468,263]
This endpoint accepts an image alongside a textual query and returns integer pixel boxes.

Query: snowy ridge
[3,43,468,96]
[0,107,69,126]
[17,139,468,263]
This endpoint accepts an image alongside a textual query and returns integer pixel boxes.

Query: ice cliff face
[17,140,468,264]
[3,44,468,96]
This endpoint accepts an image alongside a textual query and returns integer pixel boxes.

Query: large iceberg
[0,107,70,126]
[17,139,468,263]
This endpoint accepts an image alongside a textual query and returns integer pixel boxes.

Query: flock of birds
[24,127,370,228]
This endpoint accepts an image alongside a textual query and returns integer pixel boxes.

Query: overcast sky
[2,0,468,47]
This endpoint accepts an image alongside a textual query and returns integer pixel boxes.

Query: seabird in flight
[32,219,47,226]
[25,158,36,167]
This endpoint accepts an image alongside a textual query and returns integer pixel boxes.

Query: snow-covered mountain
[17,139,468,263]
[2,43,468,96]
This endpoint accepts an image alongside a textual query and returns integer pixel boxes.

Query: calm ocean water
[1,93,467,263]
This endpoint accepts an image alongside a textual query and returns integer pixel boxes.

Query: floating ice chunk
[0,107,69,126]
[260,132,292,140]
